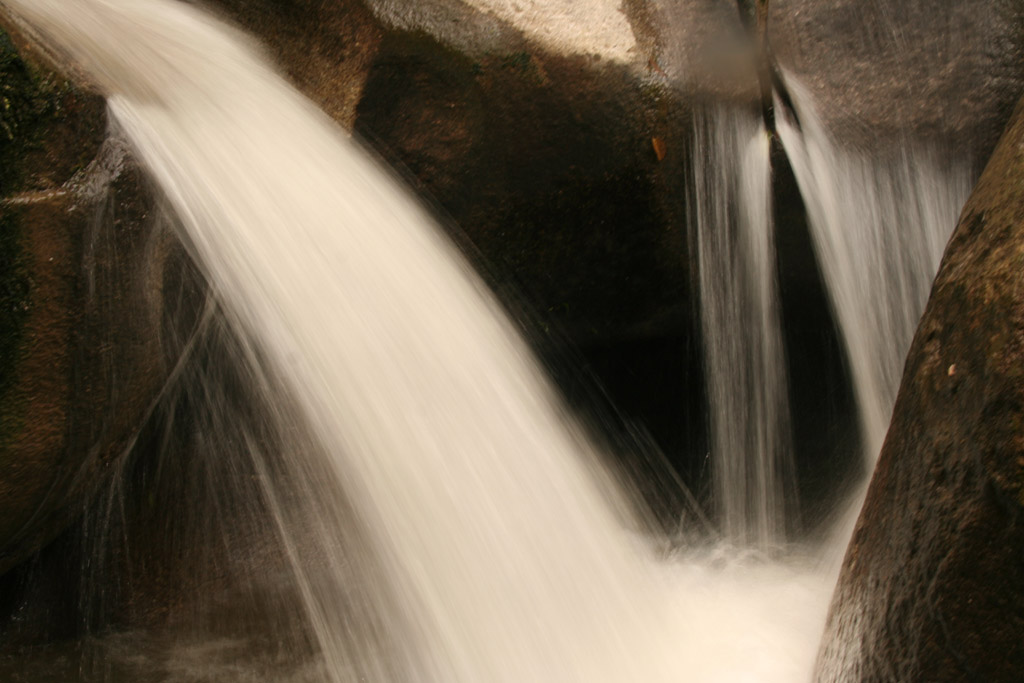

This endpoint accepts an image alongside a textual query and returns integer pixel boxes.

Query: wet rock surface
[816,97,1024,682]
[0,21,179,576]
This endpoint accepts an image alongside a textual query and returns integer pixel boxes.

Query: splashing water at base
[0,555,834,683]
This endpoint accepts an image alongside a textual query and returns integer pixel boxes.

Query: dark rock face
[0,23,181,577]
[815,97,1024,682]
[352,22,692,347]
[196,0,698,347]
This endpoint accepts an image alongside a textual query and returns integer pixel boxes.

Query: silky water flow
[0,1,974,681]
[775,77,973,464]
[689,104,794,550]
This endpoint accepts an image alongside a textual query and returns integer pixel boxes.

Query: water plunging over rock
[688,103,794,548]
[1,0,1022,680]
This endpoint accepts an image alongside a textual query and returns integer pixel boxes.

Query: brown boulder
[815,96,1024,681]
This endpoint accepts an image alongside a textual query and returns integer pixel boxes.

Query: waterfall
[685,73,972,550]
[688,104,793,548]
[0,1,978,682]
[3,1,684,681]
[775,75,974,461]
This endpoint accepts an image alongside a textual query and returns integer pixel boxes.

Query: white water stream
[0,1,974,682]
[776,76,974,461]
[689,105,793,549]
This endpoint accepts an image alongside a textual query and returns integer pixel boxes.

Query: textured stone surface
[204,0,383,127]
[816,96,1024,682]
[769,0,1024,161]
[0,21,177,576]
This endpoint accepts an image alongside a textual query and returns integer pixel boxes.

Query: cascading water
[688,104,794,548]
[775,74,974,462]
[0,1,979,682]
[3,2,686,681]
[1,1,835,681]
